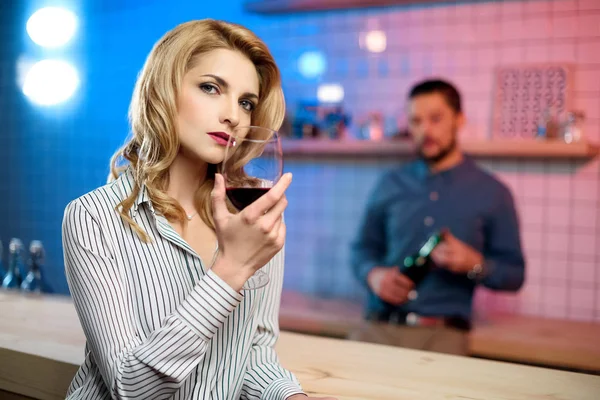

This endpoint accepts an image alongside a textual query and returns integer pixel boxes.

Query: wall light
[26,7,77,48]
[359,30,387,53]
[22,59,80,106]
[317,83,344,103]
[298,51,327,79]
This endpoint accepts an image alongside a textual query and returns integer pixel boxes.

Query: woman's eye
[199,83,219,94]
[240,100,255,112]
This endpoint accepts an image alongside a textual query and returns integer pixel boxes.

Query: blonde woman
[62,19,336,400]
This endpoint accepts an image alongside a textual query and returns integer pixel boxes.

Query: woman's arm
[63,199,243,400]
[240,247,304,400]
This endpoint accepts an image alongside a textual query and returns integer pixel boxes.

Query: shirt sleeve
[350,174,390,287]
[480,186,526,291]
[63,199,243,400]
[240,247,304,400]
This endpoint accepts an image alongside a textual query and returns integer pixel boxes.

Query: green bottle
[400,231,444,285]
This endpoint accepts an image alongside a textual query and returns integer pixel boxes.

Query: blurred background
[1,0,599,326]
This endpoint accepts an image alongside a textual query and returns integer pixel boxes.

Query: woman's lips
[207,131,235,147]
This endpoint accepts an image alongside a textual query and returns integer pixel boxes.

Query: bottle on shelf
[399,231,445,285]
[21,240,45,293]
[2,238,24,290]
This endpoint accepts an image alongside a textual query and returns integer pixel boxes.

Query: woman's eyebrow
[201,74,259,100]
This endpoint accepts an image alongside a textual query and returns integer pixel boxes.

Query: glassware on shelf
[561,110,585,144]
[2,238,24,290]
[21,240,45,293]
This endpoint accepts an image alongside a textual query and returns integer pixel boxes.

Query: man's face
[407,92,464,163]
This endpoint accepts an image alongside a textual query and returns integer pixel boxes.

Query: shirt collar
[414,154,474,181]
[122,166,152,212]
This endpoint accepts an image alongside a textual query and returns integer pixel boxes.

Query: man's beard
[418,131,457,164]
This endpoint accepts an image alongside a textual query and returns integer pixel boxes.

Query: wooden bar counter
[1,290,599,400]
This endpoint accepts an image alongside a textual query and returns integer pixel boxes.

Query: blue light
[298,51,326,79]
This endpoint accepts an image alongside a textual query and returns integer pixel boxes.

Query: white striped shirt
[62,167,304,400]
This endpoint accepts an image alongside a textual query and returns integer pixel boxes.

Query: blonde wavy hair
[109,19,285,242]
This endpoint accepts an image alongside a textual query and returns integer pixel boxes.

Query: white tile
[525,43,551,63]
[545,204,572,228]
[408,8,428,24]
[552,16,579,39]
[454,22,477,46]
[543,303,568,319]
[473,47,498,70]
[475,20,501,44]
[430,4,450,22]
[519,300,543,317]
[582,120,600,141]
[520,202,546,226]
[575,68,600,93]
[501,19,525,41]
[579,0,600,11]
[520,282,543,304]
[473,1,501,19]
[522,16,553,40]
[453,48,473,69]
[524,0,552,14]
[566,308,594,321]
[578,14,600,38]
[574,96,600,121]
[500,44,525,64]
[569,287,596,310]
[522,174,547,199]
[546,175,572,201]
[572,232,598,257]
[544,257,570,281]
[550,42,577,62]
[553,0,579,12]
[525,255,544,281]
[453,3,473,21]
[502,0,524,17]
[577,40,600,64]
[521,229,544,252]
[571,203,597,231]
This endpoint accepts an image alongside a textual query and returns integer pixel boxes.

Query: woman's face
[176,48,260,166]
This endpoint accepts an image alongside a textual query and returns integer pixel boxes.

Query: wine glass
[220,126,283,290]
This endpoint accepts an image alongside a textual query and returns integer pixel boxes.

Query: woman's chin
[179,145,225,166]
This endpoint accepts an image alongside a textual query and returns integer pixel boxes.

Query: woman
[62,19,335,400]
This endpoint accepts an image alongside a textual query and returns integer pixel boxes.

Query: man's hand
[286,395,337,400]
[431,230,483,274]
[367,267,415,305]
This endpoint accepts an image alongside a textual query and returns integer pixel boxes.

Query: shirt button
[430,191,439,201]
[424,216,434,226]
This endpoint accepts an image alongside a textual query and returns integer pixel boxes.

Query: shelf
[281,139,600,159]
[244,0,442,14]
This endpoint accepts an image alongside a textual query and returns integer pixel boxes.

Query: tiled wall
[253,0,600,322]
[2,0,599,322]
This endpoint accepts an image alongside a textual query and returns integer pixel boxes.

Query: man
[349,79,525,355]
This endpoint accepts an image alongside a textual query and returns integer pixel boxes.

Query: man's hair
[408,79,462,114]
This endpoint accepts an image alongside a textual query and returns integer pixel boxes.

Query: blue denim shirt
[351,157,525,321]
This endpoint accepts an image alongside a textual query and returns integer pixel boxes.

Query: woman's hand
[210,173,291,291]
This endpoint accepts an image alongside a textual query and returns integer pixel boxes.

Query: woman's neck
[166,154,208,213]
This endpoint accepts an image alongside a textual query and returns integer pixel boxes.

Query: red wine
[226,187,270,210]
